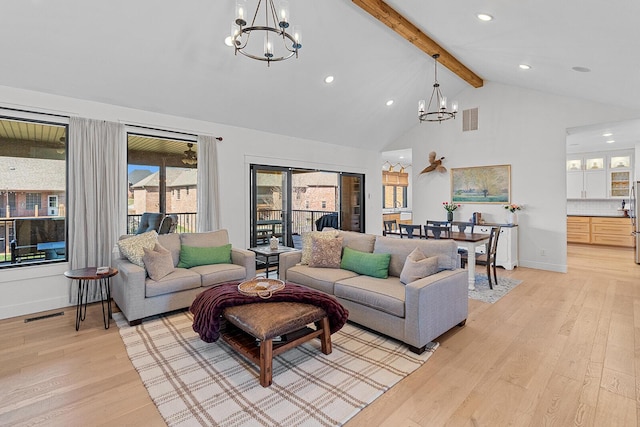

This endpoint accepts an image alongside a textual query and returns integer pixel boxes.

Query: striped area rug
[115,310,438,427]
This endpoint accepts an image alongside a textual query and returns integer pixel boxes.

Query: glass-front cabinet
[567,151,633,199]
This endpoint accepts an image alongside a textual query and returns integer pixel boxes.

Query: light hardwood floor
[1,244,638,426]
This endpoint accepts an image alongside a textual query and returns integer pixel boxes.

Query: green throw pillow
[177,244,232,268]
[340,247,391,279]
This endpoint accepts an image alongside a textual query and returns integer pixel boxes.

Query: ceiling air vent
[462,108,478,132]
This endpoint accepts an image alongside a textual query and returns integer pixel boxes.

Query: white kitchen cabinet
[475,225,518,270]
[566,155,606,199]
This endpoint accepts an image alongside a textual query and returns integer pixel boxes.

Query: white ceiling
[1,0,639,154]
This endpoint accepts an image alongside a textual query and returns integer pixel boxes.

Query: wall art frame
[450,164,511,204]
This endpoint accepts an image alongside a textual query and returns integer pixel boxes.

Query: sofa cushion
[373,236,459,277]
[177,244,232,268]
[157,233,181,267]
[309,236,343,268]
[191,263,246,287]
[142,243,175,281]
[117,230,158,267]
[180,230,229,247]
[300,230,340,265]
[145,268,202,297]
[337,230,376,253]
[341,247,391,279]
[286,265,359,294]
[399,247,439,285]
[335,276,405,318]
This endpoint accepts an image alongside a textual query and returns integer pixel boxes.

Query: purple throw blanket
[190,281,349,343]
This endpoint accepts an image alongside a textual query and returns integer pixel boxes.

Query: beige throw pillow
[117,230,158,267]
[301,230,339,265]
[400,247,439,285]
[308,236,343,268]
[142,243,175,281]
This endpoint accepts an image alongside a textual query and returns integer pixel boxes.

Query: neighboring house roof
[131,168,196,189]
[169,169,197,188]
[129,169,153,186]
[0,156,65,192]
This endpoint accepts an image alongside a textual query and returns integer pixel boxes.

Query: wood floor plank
[0,243,639,426]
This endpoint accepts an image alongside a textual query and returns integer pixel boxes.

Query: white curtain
[196,135,220,232]
[68,117,127,303]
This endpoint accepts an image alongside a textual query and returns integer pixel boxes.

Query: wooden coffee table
[221,301,332,387]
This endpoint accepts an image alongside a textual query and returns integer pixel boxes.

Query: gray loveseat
[112,230,255,326]
[279,230,468,353]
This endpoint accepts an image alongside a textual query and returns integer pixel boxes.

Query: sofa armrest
[231,248,256,279]
[403,269,468,348]
[111,257,147,324]
[278,250,302,281]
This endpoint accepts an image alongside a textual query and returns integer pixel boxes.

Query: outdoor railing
[127,212,197,235]
[257,209,339,235]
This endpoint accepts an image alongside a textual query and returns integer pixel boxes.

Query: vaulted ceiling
[1,0,639,152]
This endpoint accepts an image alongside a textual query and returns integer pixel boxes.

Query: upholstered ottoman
[221,301,332,387]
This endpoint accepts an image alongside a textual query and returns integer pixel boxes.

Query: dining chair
[426,220,450,227]
[451,221,474,266]
[424,224,451,239]
[399,224,422,239]
[383,220,398,236]
[461,226,501,289]
[451,221,475,234]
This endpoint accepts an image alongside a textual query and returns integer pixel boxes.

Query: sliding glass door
[250,166,290,247]
[250,165,365,247]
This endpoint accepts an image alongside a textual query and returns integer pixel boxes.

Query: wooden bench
[221,301,332,387]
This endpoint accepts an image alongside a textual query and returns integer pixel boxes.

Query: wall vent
[24,311,64,323]
[462,108,479,132]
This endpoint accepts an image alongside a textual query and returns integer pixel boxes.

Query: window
[383,186,407,209]
[26,193,42,211]
[127,133,198,234]
[0,117,67,267]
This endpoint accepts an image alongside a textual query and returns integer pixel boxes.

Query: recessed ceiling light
[386,100,394,106]
[476,13,493,21]
[572,66,591,73]
[519,64,531,70]
[224,36,233,47]
[606,140,615,144]
[324,75,334,84]
[602,132,613,137]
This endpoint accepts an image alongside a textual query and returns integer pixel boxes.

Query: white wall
[0,85,382,320]
[385,82,640,272]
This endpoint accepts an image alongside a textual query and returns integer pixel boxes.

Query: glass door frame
[250,165,292,247]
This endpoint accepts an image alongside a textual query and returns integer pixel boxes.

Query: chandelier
[232,0,302,66]
[418,54,458,123]
[182,143,197,166]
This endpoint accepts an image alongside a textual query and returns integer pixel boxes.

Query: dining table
[385,228,490,291]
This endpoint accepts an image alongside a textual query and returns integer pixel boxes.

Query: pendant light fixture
[182,143,197,166]
[418,54,458,123]
[231,0,302,66]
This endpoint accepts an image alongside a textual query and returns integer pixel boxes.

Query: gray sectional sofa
[112,230,255,326]
[279,230,468,353]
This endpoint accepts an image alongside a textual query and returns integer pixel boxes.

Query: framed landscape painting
[451,164,511,204]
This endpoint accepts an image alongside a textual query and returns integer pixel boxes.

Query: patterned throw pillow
[117,230,158,267]
[142,243,175,281]
[399,247,439,285]
[308,236,343,268]
[300,230,339,265]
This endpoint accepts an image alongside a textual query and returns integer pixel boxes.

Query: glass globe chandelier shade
[232,0,302,66]
[418,54,458,123]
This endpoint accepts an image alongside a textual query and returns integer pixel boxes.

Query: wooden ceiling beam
[352,0,483,88]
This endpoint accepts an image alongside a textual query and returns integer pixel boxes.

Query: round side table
[64,267,118,331]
